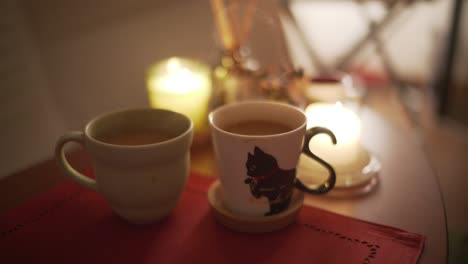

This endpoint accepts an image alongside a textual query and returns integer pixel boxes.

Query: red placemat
[0,172,424,264]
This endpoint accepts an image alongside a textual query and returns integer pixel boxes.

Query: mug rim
[209,100,306,139]
[84,107,193,149]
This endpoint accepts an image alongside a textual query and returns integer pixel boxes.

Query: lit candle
[304,102,362,169]
[146,57,212,132]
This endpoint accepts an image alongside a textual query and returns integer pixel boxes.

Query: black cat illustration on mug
[244,146,296,216]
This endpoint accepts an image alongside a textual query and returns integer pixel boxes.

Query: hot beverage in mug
[224,120,293,136]
[96,130,174,146]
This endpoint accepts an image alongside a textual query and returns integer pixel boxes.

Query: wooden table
[0,89,447,264]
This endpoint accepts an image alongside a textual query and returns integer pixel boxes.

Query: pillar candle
[305,102,362,168]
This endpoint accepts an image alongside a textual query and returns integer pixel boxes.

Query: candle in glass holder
[305,102,361,169]
[146,57,212,132]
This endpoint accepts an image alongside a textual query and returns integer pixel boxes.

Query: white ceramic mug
[55,108,193,224]
[209,101,336,217]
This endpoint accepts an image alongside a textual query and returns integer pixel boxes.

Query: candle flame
[167,58,181,73]
[148,58,210,94]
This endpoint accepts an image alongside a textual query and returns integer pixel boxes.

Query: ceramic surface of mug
[55,108,193,224]
[209,101,336,217]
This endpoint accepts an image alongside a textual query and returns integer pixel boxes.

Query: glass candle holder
[147,57,212,146]
[299,102,380,190]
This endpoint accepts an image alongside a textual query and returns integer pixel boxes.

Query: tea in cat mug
[209,101,337,217]
[55,108,193,224]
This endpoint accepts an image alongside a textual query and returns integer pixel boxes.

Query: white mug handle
[54,131,97,191]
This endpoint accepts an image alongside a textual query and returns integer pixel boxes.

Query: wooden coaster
[207,180,304,234]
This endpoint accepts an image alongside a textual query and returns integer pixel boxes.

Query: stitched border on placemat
[303,223,381,264]
[0,190,83,239]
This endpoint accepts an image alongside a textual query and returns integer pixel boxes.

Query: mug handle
[55,131,97,191]
[294,127,337,194]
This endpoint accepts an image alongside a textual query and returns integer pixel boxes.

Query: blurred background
[1,0,466,262]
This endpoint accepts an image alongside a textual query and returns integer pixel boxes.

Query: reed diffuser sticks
[210,0,257,53]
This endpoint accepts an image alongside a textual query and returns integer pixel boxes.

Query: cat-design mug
[55,108,193,224]
[209,101,337,217]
